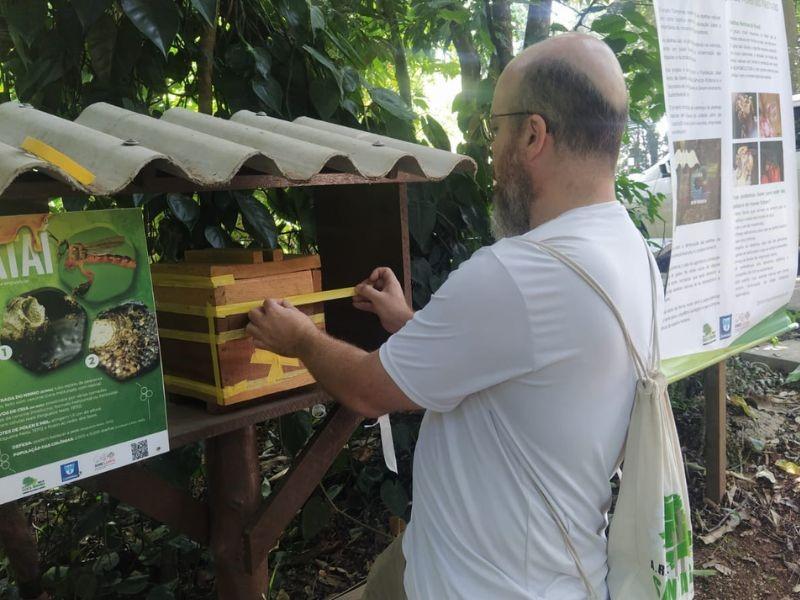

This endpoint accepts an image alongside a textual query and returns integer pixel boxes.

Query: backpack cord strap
[520,236,661,599]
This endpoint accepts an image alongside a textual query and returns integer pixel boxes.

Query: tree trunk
[486,0,514,76]
[198,0,219,115]
[450,22,481,99]
[524,0,552,47]
[380,0,412,106]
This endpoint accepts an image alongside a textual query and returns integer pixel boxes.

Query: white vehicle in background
[635,94,800,267]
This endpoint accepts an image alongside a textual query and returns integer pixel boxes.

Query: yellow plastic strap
[151,273,235,289]
[21,137,95,186]
[214,286,356,318]
[156,286,355,317]
[206,311,222,394]
[164,370,309,401]
[251,349,301,383]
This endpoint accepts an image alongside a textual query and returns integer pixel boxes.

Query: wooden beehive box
[150,248,339,409]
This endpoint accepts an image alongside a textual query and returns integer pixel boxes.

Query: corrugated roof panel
[0,101,476,198]
[161,108,356,180]
[296,116,475,180]
[0,102,177,195]
[232,110,424,179]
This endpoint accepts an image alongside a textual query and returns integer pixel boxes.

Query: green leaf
[591,14,627,35]
[87,13,116,81]
[422,115,450,151]
[2,0,46,46]
[786,365,800,383]
[380,479,409,517]
[279,411,312,456]
[251,77,283,115]
[278,0,309,29]
[92,552,119,574]
[237,193,277,248]
[249,46,271,79]
[115,573,150,595]
[190,0,216,27]
[204,225,228,248]
[72,0,113,29]
[301,496,330,541]
[120,0,180,58]
[310,77,339,119]
[302,45,342,88]
[369,87,414,121]
[146,585,175,600]
[167,194,200,230]
[309,5,325,34]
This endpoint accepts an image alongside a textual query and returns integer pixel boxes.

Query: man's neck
[529,172,617,230]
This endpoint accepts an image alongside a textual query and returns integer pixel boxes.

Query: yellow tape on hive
[156,286,355,318]
[21,137,96,186]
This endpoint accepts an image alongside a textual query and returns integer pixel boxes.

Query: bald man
[247,33,659,599]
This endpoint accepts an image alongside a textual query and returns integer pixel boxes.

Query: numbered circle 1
[0,345,11,361]
[85,354,100,369]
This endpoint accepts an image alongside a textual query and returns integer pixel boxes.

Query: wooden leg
[704,361,727,503]
[205,425,267,599]
[243,405,363,573]
[0,502,46,599]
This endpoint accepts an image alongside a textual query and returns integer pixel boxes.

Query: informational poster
[654,0,798,359]
[0,209,168,503]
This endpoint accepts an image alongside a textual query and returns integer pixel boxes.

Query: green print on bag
[652,494,693,599]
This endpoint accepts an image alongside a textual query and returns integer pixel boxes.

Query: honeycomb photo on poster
[88,301,160,382]
[0,288,87,373]
[734,142,759,186]
[674,139,722,226]
[56,227,137,304]
[759,141,784,184]
[758,93,782,138]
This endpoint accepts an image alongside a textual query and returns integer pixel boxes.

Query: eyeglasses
[485,111,551,142]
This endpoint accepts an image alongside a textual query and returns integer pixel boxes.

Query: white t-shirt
[379,201,662,600]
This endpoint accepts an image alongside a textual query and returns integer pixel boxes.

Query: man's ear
[524,114,548,162]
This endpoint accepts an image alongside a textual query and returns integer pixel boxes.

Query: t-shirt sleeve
[379,248,534,413]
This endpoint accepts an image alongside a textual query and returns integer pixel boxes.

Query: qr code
[130,440,149,461]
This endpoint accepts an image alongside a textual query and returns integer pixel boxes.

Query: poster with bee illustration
[0,209,168,503]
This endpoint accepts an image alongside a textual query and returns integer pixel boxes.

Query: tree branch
[485,0,514,76]
[380,0,413,106]
[198,0,219,115]
[524,0,552,47]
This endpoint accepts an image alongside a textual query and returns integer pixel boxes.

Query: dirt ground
[276,357,800,599]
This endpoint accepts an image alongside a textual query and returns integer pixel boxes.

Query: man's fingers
[353,300,376,313]
[355,283,383,303]
[248,307,265,324]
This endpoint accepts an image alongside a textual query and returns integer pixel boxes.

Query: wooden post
[314,183,411,350]
[205,425,267,599]
[0,502,46,599]
[703,361,727,503]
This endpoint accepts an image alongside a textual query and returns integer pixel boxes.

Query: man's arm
[246,299,420,418]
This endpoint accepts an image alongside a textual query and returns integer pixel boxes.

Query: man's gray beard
[490,171,534,240]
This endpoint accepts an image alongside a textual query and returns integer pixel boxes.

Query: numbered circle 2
[0,345,12,361]
[85,354,100,369]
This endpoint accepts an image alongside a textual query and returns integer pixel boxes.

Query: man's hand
[353,267,414,333]
[246,299,319,358]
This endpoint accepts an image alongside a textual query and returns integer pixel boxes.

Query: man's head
[489,33,629,238]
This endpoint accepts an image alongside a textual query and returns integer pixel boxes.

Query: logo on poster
[59,461,80,482]
[21,476,45,495]
[702,323,717,345]
[735,311,751,332]
[93,452,116,472]
[719,315,732,340]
